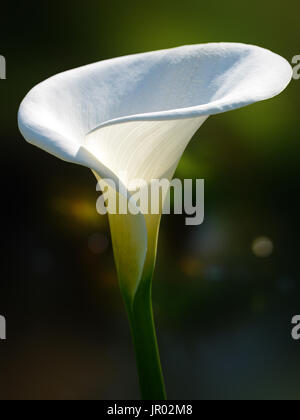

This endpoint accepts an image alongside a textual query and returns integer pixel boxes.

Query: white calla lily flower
[18,43,292,399]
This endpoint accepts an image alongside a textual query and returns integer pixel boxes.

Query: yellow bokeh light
[51,197,105,226]
[252,236,274,258]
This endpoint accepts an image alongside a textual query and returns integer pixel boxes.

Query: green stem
[124,274,167,400]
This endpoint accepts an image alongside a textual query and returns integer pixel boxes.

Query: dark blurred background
[0,0,299,400]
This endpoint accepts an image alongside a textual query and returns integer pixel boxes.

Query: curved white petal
[18,43,292,300]
[18,43,292,176]
[85,117,208,187]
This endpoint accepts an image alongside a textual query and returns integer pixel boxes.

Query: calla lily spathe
[18,43,292,399]
[18,43,292,300]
